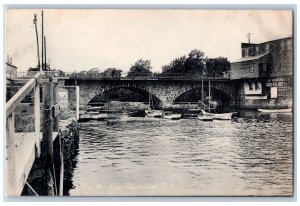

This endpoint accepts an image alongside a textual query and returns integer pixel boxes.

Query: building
[231,36,293,109]
[6,56,18,78]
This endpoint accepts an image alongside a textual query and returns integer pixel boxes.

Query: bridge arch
[173,84,235,107]
[80,85,163,109]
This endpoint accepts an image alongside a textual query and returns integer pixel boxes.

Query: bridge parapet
[63,79,236,109]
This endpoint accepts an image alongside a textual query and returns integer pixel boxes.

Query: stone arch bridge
[63,78,237,109]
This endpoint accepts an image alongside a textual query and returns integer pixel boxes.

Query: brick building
[231,36,293,109]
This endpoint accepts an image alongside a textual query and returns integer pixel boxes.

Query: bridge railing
[62,72,230,80]
[16,71,231,80]
[17,71,64,78]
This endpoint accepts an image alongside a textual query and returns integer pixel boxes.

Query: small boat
[145,109,163,118]
[198,113,214,121]
[145,87,163,118]
[258,108,292,113]
[187,108,201,112]
[79,113,108,121]
[201,109,234,120]
[197,71,236,121]
[163,112,182,120]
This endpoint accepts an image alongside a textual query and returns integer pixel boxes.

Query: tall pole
[44,36,47,71]
[33,14,41,71]
[247,33,251,44]
[41,10,44,71]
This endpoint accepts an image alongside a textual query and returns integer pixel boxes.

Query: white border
[0,1,298,206]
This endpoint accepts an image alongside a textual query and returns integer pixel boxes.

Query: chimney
[7,55,9,64]
[10,58,13,65]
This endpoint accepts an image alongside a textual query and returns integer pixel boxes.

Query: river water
[68,111,293,196]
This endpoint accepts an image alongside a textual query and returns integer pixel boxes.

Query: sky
[6,9,292,73]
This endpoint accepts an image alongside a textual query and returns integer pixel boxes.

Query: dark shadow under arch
[88,87,163,109]
[174,87,233,107]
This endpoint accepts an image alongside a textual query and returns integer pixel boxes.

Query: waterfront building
[6,56,18,78]
[231,36,293,108]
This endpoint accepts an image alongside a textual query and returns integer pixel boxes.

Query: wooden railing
[6,72,61,196]
[6,72,41,196]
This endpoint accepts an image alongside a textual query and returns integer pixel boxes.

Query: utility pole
[247,33,251,44]
[33,14,41,71]
[41,10,44,71]
[44,36,47,71]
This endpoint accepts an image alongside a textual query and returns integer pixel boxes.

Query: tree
[185,49,205,74]
[103,68,123,78]
[161,49,206,76]
[162,56,186,74]
[205,57,231,78]
[127,59,153,77]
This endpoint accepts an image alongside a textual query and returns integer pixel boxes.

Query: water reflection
[67,111,293,196]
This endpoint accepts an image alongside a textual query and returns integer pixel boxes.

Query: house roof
[231,52,269,63]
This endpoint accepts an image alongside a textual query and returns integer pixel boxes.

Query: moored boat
[79,113,108,121]
[145,109,163,118]
[163,112,182,120]
[198,113,214,121]
[145,86,163,118]
[201,109,234,120]
[258,108,292,113]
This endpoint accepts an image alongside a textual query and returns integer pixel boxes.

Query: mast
[201,61,205,110]
[208,81,211,112]
[149,92,151,110]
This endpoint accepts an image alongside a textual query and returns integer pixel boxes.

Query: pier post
[53,82,59,131]
[41,77,55,195]
[34,84,41,156]
[6,112,16,196]
[76,86,79,120]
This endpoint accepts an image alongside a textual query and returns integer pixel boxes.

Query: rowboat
[198,113,214,121]
[163,112,182,120]
[79,113,108,121]
[258,108,292,113]
[201,109,234,120]
[145,109,163,118]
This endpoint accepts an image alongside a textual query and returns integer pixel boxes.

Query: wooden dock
[6,72,63,196]
[12,132,58,196]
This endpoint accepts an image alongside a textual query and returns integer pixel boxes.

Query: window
[245,49,249,57]
[256,46,259,54]
[265,43,270,53]
[249,66,254,73]
[270,87,278,99]
[259,63,264,73]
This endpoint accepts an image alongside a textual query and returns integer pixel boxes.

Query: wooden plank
[53,83,60,131]
[53,104,60,117]
[12,132,58,196]
[7,78,61,85]
[6,73,41,117]
[59,152,64,196]
[76,86,79,120]
[6,113,16,196]
[34,85,41,157]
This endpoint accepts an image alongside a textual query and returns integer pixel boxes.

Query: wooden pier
[6,72,63,196]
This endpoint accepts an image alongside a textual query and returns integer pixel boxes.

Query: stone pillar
[66,87,77,110]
